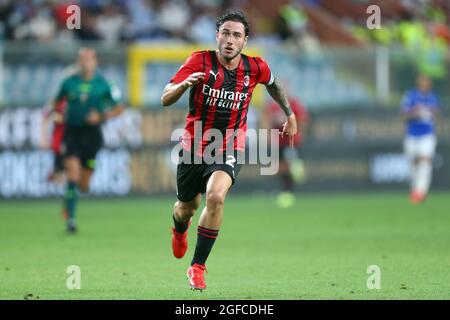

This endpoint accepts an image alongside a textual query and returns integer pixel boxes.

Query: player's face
[417,75,432,92]
[216,21,248,61]
[78,50,97,74]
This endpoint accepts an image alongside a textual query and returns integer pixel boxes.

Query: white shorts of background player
[404,134,437,159]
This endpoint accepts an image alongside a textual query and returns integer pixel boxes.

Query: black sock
[191,226,219,266]
[281,172,294,191]
[173,214,190,234]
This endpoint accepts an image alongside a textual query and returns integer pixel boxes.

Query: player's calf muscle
[174,201,197,221]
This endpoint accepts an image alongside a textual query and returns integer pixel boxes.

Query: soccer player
[44,65,79,184]
[53,48,124,233]
[161,10,297,290]
[265,93,309,208]
[401,74,440,204]
[46,98,67,184]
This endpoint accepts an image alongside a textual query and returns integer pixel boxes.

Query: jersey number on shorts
[226,155,236,168]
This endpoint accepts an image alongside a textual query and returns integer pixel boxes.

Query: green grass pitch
[0,192,449,299]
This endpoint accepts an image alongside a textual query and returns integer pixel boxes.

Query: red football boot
[186,263,207,290]
[171,220,191,259]
[62,207,69,221]
[410,190,426,205]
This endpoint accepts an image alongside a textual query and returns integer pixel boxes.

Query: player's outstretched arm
[265,77,298,147]
[161,72,205,107]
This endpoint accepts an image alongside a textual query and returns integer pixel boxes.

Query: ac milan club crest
[244,75,250,87]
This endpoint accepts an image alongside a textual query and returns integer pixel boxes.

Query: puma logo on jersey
[209,70,220,81]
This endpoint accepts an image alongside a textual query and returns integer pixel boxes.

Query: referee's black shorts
[176,149,242,203]
[61,125,103,170]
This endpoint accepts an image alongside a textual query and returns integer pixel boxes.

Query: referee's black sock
[191,226,219,266]
[173,214,190,234]
[281,172,294,191]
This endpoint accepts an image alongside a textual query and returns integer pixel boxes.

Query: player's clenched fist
[86,110,102,125]
[161,72,205,106]
[182,72,205,88]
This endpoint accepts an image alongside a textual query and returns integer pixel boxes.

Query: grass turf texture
[0,192,449,299]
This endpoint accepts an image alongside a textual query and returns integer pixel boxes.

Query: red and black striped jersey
[170,50,274,156]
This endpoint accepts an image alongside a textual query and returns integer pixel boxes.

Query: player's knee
[64,159,81,180]
[66,173,81,184]
[418,157,431,163]
[206,190,225,209]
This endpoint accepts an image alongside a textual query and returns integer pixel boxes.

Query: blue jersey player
[401,75,440,204]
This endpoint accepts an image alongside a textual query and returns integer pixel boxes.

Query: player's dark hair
[216,10,250,36]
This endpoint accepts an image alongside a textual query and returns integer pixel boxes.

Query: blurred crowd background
[0,0,449,198]
[1,0,450,107]
[1,0,449,48]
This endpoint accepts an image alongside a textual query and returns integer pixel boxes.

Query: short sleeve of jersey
[170,51,204,84]
[256,57,274,85]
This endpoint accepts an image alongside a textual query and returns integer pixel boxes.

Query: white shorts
[404,134,437,159]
